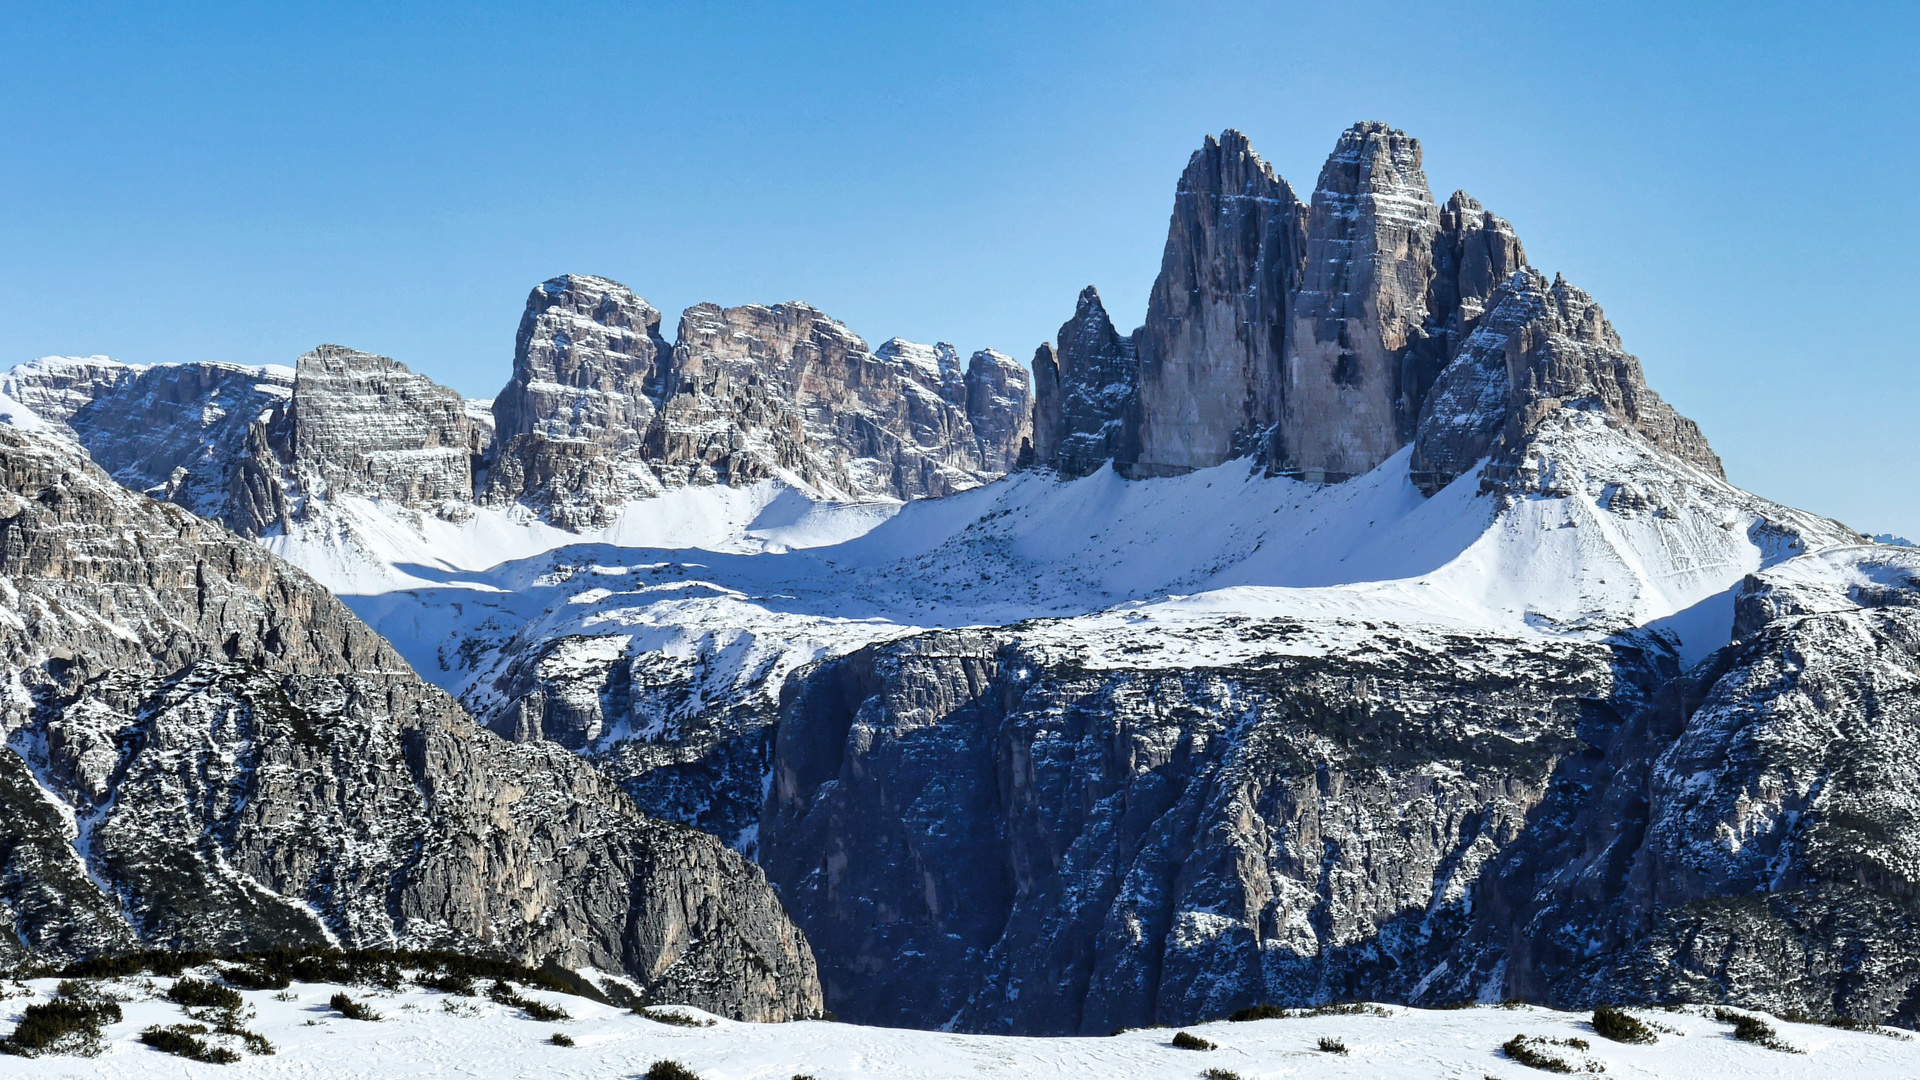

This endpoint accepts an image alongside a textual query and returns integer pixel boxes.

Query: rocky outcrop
[760,621,1657,1033]
[480,278,1031,526]
[1030,288,1140,478]
[964,349,1032,473]
[0,421,822,1019]
[0,356,295,532]
[1411,268,1725,495]
[289,345,484,510]
[1131,131,1305,478]
[1026,125,1694,492]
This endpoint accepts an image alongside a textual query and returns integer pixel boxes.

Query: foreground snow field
[3,974,1916,1079]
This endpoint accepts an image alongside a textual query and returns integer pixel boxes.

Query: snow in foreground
[4,975,1915,1079]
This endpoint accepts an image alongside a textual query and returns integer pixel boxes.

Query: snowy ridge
[0,973,1911,1079]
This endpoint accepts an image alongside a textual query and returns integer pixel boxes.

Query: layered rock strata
[1031,288,1140,479]
[0,421,822,1019]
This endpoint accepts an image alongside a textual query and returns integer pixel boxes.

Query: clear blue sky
[2,2,1915,536]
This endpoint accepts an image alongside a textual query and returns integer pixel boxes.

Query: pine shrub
[1592,1004,1655,1044]
[1170,1031,1215,1050]
[330,992,380,1021]
[646,1060,702,1080]
[167,977,242,1011]
[1317,1036,1348,1054]
[139,1024,241,1064]
[0,998,121,1057]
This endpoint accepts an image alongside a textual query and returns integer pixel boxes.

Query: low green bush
[646,1060,701,1080]
[167,977,242,1011]
[419,972,475,996]
[1502,1035,1583,1074]
[1317,1036,1348,1054]
[1201,1070,1243,1080]
[139,1024,240,1064]
[550,1032,574,1047]
[640,1008,714,1028]
[1592,1004,1655,1044]
[1170,1031,1214,1050]
[488,979,570,1022]
[221,966,289,991]
[0,998,121,1057]
[330,992,380,1021]
[1713,1009,1798,1053]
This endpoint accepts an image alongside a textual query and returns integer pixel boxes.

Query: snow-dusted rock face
[0,421,821,1019]
[1412,268,1724,496]
[481,275,673,529]
[1031,288,1140,479]
[761,622,1644,1034]
[289,344,485,511]
[0,355,294,531]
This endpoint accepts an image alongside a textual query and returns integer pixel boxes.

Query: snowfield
[3,974,1916,1079]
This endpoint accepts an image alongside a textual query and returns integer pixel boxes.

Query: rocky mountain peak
[1131,130,1305,478]
[290,344,481,511]
[1032,285,1140,478]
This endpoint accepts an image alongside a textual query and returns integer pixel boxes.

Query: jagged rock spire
[1131,130,1306,477]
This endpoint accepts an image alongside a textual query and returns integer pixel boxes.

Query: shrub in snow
[1317,1036,1348,1054]
[550,1032,574,1046]
[1713,1009,1798,1053]
[139,1024,240,1064]
[1170,1031,1215,1050]
[330,993,380,1021]
[1592,1004,1655,1044]
[647,1060,702,1080]
[0,998,121,1057]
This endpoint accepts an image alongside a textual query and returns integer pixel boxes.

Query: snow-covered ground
[4,974,1913,1079]
[330,411,1857,747]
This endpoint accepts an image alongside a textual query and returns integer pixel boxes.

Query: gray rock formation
[964,349,1032,473]
[1131,130,1304,478]
[480,278,1031,526]
[760,621,1654,1033]
[1029,288,1140,478]
[289,344,485,511]
[0,421,821,1019]
[0,356,295,532]
[1026,124,1661,491]
[1411,268,1724,495]
[480,275,672,529]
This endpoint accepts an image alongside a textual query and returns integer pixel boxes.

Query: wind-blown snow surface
[3,975,1913,1079]
[333,411,1855,742]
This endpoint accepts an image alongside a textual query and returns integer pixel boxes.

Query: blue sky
[2,1,1915,535]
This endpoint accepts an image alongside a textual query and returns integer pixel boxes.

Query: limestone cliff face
[290,345,484,510]
[0,422,822,1019]
[1279,122,1441,481]
[478,278,1031,526]
[1130,131,1306,478]
[1411,268,1724,495]
[963,349,1032,473]
[481,275,671,529]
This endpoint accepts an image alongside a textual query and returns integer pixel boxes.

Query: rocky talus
[0,422,821,1019]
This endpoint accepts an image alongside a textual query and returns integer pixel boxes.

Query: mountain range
[2,121,1918,1036]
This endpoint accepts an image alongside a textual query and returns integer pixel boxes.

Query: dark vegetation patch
[1170,1031,1215,1050]
[139,1023,240,1064]
[1227,1001,1390,1021]
[1714,1008,1799,1053]
[640,1008,715,1027]
[420,972,476,996]
[1316,1036,1348,1054]
[329,992,380,1021]
[489,979,570,1022]
[32,947,577,998]
[1501,1034,1591,1073]
[647,1060,701,1080]
[1201,1070,1243,1080]
[167,977,242,1011]
[0,998,121,1057]
[1592,1004,1655,1044]
[550,1032,574,1046]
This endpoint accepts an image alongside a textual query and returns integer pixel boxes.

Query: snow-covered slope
[2,972,1912,1079]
